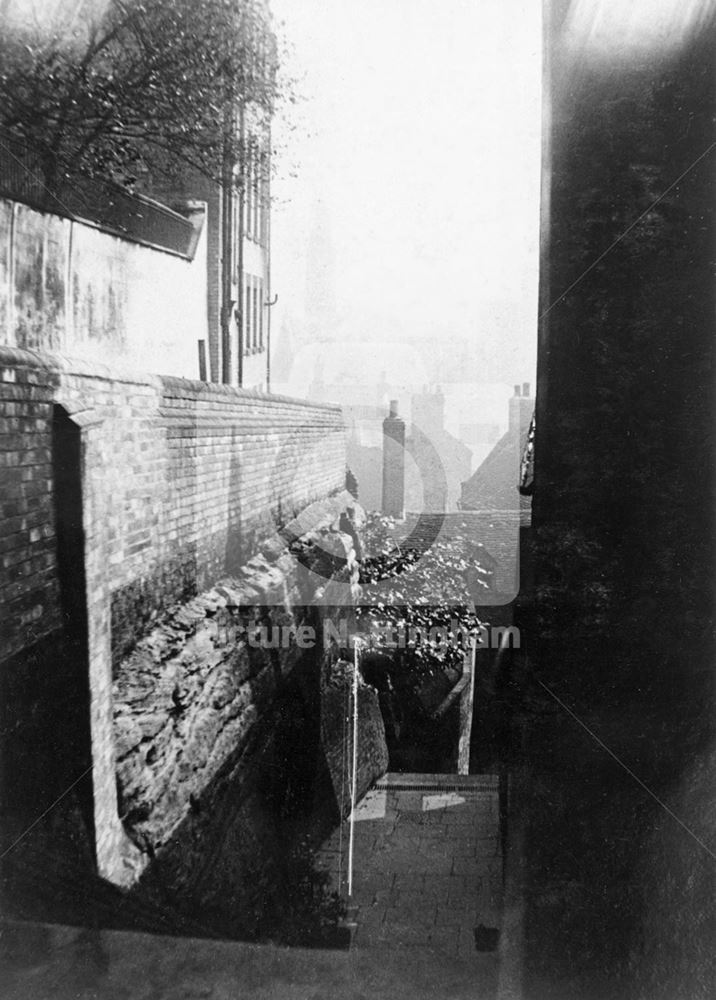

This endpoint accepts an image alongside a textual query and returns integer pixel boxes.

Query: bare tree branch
[0,0,282,193]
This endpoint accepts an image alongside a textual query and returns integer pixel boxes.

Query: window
[231,189,240,278]
[242,275,266,355]
[244,276,252,353]
[253,159,260,239]
[244,148,253,239]
[258,278,264,349]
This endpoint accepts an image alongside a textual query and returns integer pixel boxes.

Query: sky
[269,0,543,419]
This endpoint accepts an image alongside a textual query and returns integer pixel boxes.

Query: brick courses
[0,345,345,667]
[0,357,61,659]
[0,345,347,886]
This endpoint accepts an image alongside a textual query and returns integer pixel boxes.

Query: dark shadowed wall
[516,3,716,997]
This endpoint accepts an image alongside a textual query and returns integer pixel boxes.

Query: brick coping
[0,343,341,412]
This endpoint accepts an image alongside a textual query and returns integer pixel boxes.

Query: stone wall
[0,345,348,887]
[0,197,207,378]
[111,498,365,863]
[108,504,388,938]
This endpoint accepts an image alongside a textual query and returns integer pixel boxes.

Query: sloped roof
[393,512,498,569]
[460,418,532,512]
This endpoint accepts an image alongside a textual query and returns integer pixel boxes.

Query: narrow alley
[316,774,502,962]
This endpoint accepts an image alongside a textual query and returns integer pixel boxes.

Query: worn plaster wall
[0,198,207,378]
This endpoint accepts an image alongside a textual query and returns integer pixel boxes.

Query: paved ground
[1,918,506,1000]
[1,775,506,999]
[316,773,503,962]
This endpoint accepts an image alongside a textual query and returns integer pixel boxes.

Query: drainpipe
[220,109,234,385]
[382,400,406,518]
[236,103,246,388]
[265,121,272,392]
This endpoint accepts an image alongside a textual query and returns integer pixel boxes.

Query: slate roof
[460,415,533,514]
[392,512,499,571]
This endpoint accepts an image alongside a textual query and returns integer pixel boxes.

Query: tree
[0,0,279,197]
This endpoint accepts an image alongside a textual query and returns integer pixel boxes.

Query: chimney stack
[382,400,405,518]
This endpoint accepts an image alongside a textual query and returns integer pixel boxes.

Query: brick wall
[0,345,346,884]
[0,357,61,658]
[0,347,345,664]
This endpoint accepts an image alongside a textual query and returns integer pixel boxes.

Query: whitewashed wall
[0,197,207,378]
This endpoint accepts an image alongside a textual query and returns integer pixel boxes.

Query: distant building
[458,383,533,598]
[342,404,384,512]
[405,386,473,513]
[339,386,472,516]
[459,422,501,447]
[460,383,532,513]
[305,197,338,342]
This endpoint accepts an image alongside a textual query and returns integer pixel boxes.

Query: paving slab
[314,772,503,990]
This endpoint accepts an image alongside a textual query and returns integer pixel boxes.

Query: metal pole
[265,120,272,393]
[237,104,246,388]
[220,107,234,385]
[347,639,360,896]
[458,637,477,775]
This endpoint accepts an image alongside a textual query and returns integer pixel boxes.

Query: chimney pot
[389,399,399,418]
[514,385,521,397]
[523,382,530,397]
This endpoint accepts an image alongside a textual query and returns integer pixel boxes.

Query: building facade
[459,383,533,599]
[150,101,272,391]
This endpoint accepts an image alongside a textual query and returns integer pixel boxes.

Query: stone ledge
[281,490,365,545]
